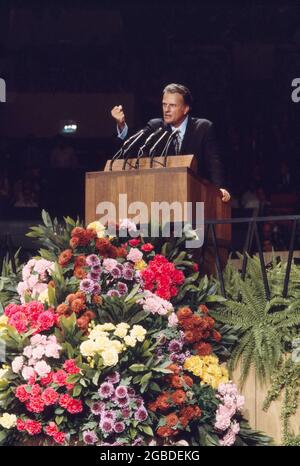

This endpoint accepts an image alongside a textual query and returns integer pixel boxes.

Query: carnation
[127,248,143,264]
[86,254,101,267]
[41,387,59,406]
[79,279,95,294]
[115,385,128,399]
[83,430,98,445]
[98,382,115,399]
[113,421,125,433]
[99,419,114,433]
[12,356,24,373]
[134,407,148,422]
[34,361,51,378]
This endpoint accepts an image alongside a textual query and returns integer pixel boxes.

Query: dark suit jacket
[115,115,225,187]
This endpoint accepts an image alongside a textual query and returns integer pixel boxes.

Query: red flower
[212,330,222,342]
[69,237,80,249]
[141,243,154,252]
[129,239,140,247]
[53,431,66,445]
[40,372,54,386]
[194,342,212,356]
[37,310,57,332]
[53,370,68,387]
[16,419,26,432]
[25,419,42,436]
[63,359,80,375]
[15,385,31,403]
[198,304,209,314]
[166,413,179,427]
[45,422,59,437]
[41,387,59,406]
[171,389,186,405]
[71,227,85,238]
[171,375,184,389]
[75,255,86,267]
[26,395,45,413]
[67,398,83,414]
[193,262,199,272]
[157,426,178,437]
[59,394,72,409]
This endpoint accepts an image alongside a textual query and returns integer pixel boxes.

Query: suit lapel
[180,116,194,154]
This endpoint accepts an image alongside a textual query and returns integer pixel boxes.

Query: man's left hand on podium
[220,188,231,203]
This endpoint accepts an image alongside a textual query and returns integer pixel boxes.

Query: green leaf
[55,416,64,426]
[138,425,154,436]
[129,364,147,373]
[66,374,81,384]
[72,385,83,397]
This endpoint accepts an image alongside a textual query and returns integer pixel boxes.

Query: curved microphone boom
[110,129,144,170]
[121,130,147,170]
[149,130,169,167]
[134,127,163,169]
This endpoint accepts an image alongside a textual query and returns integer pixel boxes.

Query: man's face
[162,92,190,127]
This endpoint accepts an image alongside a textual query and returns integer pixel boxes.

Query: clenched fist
[111,105,126,130]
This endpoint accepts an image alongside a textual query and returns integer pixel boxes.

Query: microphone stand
[161,129,180,167]
[149,130,169,167]
[122,130,147,170]
[134,128,163,169]
[110,129,144,171]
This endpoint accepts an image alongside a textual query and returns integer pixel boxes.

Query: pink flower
[41,387,59,406]
[113,421,125,433]
[37,311,56,332]
[12,356,24,373]
[32,346,45,360]
[63,359,80,374]
[102,258,118,273]
[31,384,42,396]
[26,395,45,413]
[141,243,154,252]
[219,428,237,446]
[40,371,54,386]
[22,366,36,381]
[236,395,245,411]
[34,361,51,378]
[115,385,128,399]
[230,420,240,435]
[53,370,68,386]
[16,419,27,431]
[100,419,113,433]
[45,342,61,359]
[59,394,72,409]
[168,312,179,327]
[126,248,143,264]
[25,419,42,436]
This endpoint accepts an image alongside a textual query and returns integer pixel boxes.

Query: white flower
[87,221,106,238]
[130,325,146,342]
[0,413,17,429]
[101,349,119,367]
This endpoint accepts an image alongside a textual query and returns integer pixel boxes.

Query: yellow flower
[101,349,119,367]
[0,368,8,380]
[124,335,137,348]
[38,289,49,304]
[114,323,130,339]
[96,323,116,332]
[93,336,111,352]
[89,327,109,340]
[0,315,8,328]
[0,413,17,429]
[134,260,147,271]
[87,221,106,238]
[110,340,124,353]
[80,340,97,357]
[130,325,147,342]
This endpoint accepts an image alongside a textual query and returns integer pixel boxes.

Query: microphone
[110,129,144,170]
[134,127,163,168]
[121,130,147,170]
[149,130,169,167]
[160,128,180,157]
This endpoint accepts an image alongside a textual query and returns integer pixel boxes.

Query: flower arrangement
[0,215,270,447]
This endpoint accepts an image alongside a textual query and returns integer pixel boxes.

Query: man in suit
[111,83,230,202]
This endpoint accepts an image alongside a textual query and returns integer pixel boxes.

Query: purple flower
[101,410,116,422]
[98,382,115,399]
[106,371,120,385]
[99,419,114,433]
[115,385,128,399]
[91,401,105,415]
[117,282,128,296]
[107,289,121,298]
[111,267,122,279]
[79,278,95,293]
[92,282,101,295]
[170,352,179,363]
[88,272,101,281]
[123,268,134,281]
[134,407,148,422]
[168,339,183,353]
[127,387,136,397]
[132,437,144,446]
[135,398,144,408]
[91,265,102,273]
[86,254,101,267]
[116,395,129,407]
[83,430,98,445]
[121,407,131,418]
[113,421,125,433]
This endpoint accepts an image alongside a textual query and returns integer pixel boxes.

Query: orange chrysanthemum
[74,266,87,280]
[71,298,86,314]
[176,307,193,320]
[92,295,103,305]
[172,389,186,405]
[66,293,76,304]
[156,393,170,411]
[183,375,193,387]
[69,237,80,249]
[171,375,184,389]
[167,364,181,375]
[75,255,87,267]
[71,227,85,238]
[56,304,70,315]
[156,426,177,438]
[165,413,179,427]
[58,249,73,266]
[194,342,212,356]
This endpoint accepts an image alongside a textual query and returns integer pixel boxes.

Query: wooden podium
[85,155,231,268]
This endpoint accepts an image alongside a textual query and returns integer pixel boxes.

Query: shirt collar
[171,115,189,138]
